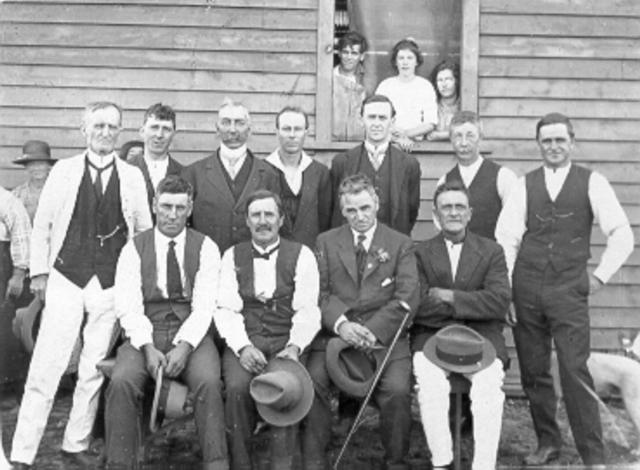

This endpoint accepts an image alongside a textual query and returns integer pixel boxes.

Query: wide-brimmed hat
[13,140,56,165]
[150,368,192,432]
[12,297,43,353]
[423,324,496,374]
[326,337,385,398]
[249,357,314,427]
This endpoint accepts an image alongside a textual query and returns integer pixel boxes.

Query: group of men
[1,94,633,470]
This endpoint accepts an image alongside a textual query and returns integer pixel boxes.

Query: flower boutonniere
[371,246,390,264]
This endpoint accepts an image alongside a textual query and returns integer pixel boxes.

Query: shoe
[523,446,561,465]
[61,449,101,469]
[11,463,32,470]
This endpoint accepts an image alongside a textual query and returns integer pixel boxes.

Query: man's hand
[30,274,48,303]
[338,321,375,349]
[506,303,517,327]
[239,345,267,375]
[588,273,604,295]
[6,269,26,299]
[428,287,454,305]
[276,344,300,362]
[165,341,193,378]
[142,344,167,378]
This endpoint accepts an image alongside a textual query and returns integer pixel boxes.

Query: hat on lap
[423,324,496,374]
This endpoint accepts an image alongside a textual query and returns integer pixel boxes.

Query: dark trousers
[222,348,298,470]
[105,325,228,469]
[302,349,412,470]
[513,262,604,465]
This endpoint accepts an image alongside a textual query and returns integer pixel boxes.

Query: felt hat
[423,324,496,374]
[13,140,56,165]
[12,297,43,353]
[249,357,314,427]
[325,337,385,398]
[150,368,192,432]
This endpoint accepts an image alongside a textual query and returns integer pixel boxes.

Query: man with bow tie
[302,174,419,470]
[10,101,151,469]
[411,181,511,470]
[330,94,421,236]
[215,189,320,470]
[182,98,280,254]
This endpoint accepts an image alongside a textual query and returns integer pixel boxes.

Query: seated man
[411,181,511,470]
[105,175,228,470]
[215,190,321,470]
[303,173,419,470]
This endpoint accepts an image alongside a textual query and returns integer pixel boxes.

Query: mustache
[256,224,272,231]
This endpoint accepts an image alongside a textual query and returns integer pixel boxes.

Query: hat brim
[13,156,57,166]
[12,297,43,353]
[253,358,314,427]
[423,333,496,374]
[326,337,381,398]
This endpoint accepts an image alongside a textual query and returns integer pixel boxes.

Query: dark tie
[167,240,183,300]
[355,234,367,285]
[253,244,280,260]
[87,159,114,200]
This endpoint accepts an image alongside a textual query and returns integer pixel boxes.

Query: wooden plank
[481,0,640,17]
[504,328,640,350]
[590,308,640,328]
[0,0,317,8]
[481,13,640,38]
[479,98,640,119]
[485,140,640,164]
[0,87,316,112]
[460,0,480,112]
[480,77,640,101]
[1,46,316,74]
[479,57,640,81]
[1,24,316,52]
[481,36,640,60]
[313,0,332,142]
[2,65,316,94]
[2,5,317,29]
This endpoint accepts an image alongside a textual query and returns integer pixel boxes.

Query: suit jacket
[30,152,152,277]
[330,143,420,235]
[128,153,183,213]
[181,149,280,253]
[266,152,332,248]
[315,223,419,360]
[411,231,511,364]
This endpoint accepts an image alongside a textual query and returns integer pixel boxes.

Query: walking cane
[333,300,412,470]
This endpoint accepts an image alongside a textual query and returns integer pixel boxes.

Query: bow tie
[253,245,279,260]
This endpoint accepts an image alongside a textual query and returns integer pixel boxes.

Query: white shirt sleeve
[288,246,322,351]
[172,237,220,348]
[495,176,527,280]
[588,172,634,283]
[114,241,154,349]
[213,247,252,356]
[496,166,519,204]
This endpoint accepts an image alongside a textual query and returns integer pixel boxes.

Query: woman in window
[375,38,438,151]
[427,60,461,141]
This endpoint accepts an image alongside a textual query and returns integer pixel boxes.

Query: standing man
[106,175,228,470]
[215,190,320,470]
[182,98,280,253]
[10,102,152,469]
[412,182,511,470]
[128,103,183,215]
[496,112,634,466]
[303,174,419,470]
[437,111,517,240]
[330,94,420,236]
[266,106,332,247]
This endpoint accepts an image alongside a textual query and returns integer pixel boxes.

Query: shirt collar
[220,142,248,161]
[351,221,377,246]
[144,153,169,168]
[544,162,572,176]
[458,155,483,173]
[87,149,116,168]
[155,227,187,247]
[252,237,280,254]
[364,140,390,156]
[266,150,313,173]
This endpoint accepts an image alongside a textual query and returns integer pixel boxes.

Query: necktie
[355,234,367,285]
[87,159,114,200]
[167,240,183,300]
[369,151,383,171]
[253,244,279,260]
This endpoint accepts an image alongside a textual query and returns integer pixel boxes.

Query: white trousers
[11,271,116,464]
[413,352,505,470]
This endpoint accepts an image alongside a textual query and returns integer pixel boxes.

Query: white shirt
[215,240,321,356]
[375,75,438,131]
[495,163,634,283]
[445,238,463,280]
[87,150,116,193]
[114,228,222,349]
[266,150,313,195]
[219,143,248,180]
[144,154,169,193]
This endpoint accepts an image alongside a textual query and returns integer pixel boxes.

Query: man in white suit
[10,101,152,469]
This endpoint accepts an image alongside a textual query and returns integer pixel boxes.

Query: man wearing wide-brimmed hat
[12,140,57,223]
[412,181,511,470]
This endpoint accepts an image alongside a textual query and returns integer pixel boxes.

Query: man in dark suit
[330,94,420,236]
[412,181,511,470]
[266,106,332,247]
[128,103,183,216]
[302,173,419,470]
[182,99,280,253]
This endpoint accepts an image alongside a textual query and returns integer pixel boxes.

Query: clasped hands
[338,321,377,351]
[143,341,193,379]
[239,343,300,375]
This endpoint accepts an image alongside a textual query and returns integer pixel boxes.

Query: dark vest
[133,228,205,323]
[517,164,593,272]
[54,161,127,289]
[357,151,392,225]
[233,238,302,356]
[279,175,302,230]
[445,159,502,240]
